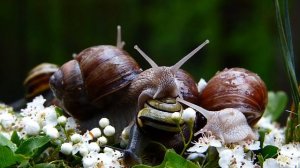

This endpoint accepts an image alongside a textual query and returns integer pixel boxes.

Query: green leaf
[258,128,267,149]
[15,136,51,157]
[0,146,18,168]
[264,91,288,121]
[260,145,279,159]
[0,133,17,152]
[11,131,21,146]
[33,163,57,168]
[55,106,64,116]
[0,145,27,168]
[133,149,199,168]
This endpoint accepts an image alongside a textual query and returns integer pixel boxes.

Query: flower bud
[99,118,110,128]
[103,125,115,137]
[60,143,73,155]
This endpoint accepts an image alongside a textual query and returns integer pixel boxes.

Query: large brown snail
[49,26,205,144]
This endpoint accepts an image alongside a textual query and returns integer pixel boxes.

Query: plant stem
[179,122,194,155]
[274,0,300,143]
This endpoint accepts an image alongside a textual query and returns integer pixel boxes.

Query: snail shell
[199,68,268,126]
[24,63,58,99]
[11,63,59,111]
[125,98,190,166]
[49,45,142,139]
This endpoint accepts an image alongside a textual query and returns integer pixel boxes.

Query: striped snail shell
[199,67,268,126]
[24,63,58,99]
[11,63,59,111]
[125,98,190,166]
[137,98,184,132]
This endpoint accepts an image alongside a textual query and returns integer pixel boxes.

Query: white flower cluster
[0,96,124,168]
[187,131,260,168]
[0,96,77,139]
[59,117,123,168]
[186,115,293,168]
[264,143,300,167]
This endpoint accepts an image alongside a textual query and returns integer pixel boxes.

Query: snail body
[177,67,268,143]
[178,98,256,144]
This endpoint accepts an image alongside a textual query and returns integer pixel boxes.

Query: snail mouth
[137,98,184,132]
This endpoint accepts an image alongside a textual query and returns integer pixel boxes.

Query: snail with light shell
[46,26,268,166]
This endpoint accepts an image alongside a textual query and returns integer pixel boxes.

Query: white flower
[197,78,207,93]
[90,128,101,138]
[217,146,255,168]
[43,106,57,127]
[44,126,59,139]
[57,116,67,125]
[171,112,182,123]
[218,148,232,167]
[21,96,45,117]
[103,147,114,153]
[99,118,110,128]
[22,117,41,135]
[71,133,82,144]
[103,125,115,136]
[263,158,280,167]
[88,148,123,168]
[79,145,89,157]
[263,128,285,147]
[187,132,222,154]
[238,140,260,151]
[256,116,276,130]
[60,143,73,155]
[97,136,108,145]
[88,142,100,152]
[0,112,15,129]
[280,143,300,158]
[82,131,93,142]
[82,152,98,168]
[65,117,77,131]
[182,107,196,123]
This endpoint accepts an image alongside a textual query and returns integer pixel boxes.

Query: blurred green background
[0,0,299,105]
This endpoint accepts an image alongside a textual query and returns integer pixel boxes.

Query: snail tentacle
[134,45,158,68]
[171,39,209,73]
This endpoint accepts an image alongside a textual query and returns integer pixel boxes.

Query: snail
[173,67,268,144]
[24,63,59,100]
[49,26,207,144]
[10,63,59,111]
[122,41,210,166]
[199,68,268,126]
[177,98,257,144]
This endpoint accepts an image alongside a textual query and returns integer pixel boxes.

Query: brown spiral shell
[49,45,142,119]
[199,67,268,126]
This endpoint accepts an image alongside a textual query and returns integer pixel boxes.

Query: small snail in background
[11,63,59,110]
[49,26,205,145]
